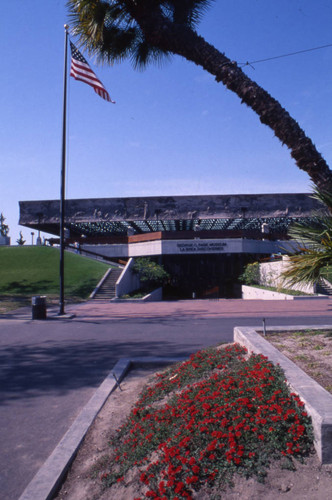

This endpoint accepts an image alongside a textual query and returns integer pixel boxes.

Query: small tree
[16,231,26,246]
[132,258,170,288]
[0,213,9,237]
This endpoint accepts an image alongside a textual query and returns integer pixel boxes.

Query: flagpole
[59,24,69,316]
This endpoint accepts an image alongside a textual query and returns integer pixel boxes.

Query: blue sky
[1,0,332,244]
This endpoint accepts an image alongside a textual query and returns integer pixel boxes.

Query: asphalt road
[1,298,332,500]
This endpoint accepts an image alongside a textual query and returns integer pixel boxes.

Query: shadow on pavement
[0,339,195,404]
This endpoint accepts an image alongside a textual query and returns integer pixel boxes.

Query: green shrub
[132,258,170,287]
[239,262,260,285]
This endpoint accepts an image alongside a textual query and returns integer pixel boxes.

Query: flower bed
[100,345,313,499]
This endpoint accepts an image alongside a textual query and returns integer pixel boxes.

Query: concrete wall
[112,287,163,302]
[82,243,129,259]
[259,257,316,294]
[242,255,328,299]
[144,287,162,301]
[241,285,320,300]
[242,285,294,300]
[115,258,141,297]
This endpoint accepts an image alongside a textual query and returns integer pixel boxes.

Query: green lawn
[0,246,111,307]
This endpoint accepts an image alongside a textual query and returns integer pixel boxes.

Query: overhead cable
[239,42,332,68]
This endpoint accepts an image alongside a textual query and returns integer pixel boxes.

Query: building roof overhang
[19,193,323,238]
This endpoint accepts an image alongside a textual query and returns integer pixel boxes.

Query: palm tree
[67,0,332,192]
[281,188,332,287]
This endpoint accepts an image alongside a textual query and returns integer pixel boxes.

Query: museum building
[19,193,321,298]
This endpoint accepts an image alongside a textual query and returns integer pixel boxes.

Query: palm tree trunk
[138,16,332,192]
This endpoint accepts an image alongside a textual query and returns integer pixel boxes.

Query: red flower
[186,475,199,485]
[174,481,185,493]
[140,473,149,485]
[159,481,166,494]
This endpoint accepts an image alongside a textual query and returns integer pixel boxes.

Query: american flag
[70,41,115,103]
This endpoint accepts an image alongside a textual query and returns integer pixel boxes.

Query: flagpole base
[59,302,65,316]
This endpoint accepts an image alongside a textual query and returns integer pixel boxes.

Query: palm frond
[164,0,215,26]
[281,186,332,286]
[68,0,137,63]
[68,0,172,67]
[131,35,171,69]
[288,219,330,248]
[282,249,332,286]
[312,185,332,213]
[67,0,213,67]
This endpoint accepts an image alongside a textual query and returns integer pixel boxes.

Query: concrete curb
[48,313,76,320]
[18,356,185,500]
[234,325,332,464]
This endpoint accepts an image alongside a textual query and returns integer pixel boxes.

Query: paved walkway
[1,298,332,499]
[67,297,332,320]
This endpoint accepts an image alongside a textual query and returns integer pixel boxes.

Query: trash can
[32,295,47,320]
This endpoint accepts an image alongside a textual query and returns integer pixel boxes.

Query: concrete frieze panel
[19,193,322,233]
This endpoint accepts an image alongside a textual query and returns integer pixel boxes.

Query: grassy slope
[0,246,111,299]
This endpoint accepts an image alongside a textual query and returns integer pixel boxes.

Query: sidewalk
[3,297,332,322]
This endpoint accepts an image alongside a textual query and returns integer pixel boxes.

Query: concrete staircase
[93,268,123,300]
[316,279,332,296]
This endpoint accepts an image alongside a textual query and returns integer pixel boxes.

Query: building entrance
[161,253,264,300]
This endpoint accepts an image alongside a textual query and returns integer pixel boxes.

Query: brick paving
[66,297,332,320]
